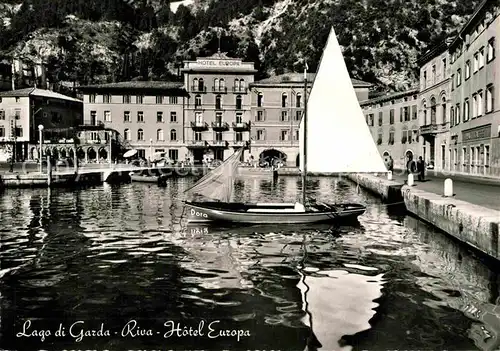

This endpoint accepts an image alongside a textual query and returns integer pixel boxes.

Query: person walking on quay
[386,155,394,172]
[417,156,425,181]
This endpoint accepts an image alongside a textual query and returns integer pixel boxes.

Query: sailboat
[183,27,387,224]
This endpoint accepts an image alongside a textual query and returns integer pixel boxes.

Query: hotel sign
[195,59,242,67]
[462,124,491,142]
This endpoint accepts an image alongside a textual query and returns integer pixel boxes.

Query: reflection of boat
[129,172,168,186]
[183,27,387,224]
[463,300,500,351]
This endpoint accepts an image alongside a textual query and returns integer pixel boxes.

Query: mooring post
[47,156,52,187]
[387,171,393,181]
[444,178,453,197]
[407,173,414,186]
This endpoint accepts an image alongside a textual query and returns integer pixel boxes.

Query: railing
[190,121,209,130]
[190,86,207,93]
[212,86,228,93]
[232,87,248,94]
[232,122,250,130]
[211,122,229,130]
[251,140,299,145]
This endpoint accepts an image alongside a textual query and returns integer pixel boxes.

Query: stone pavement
[386,171,500,211]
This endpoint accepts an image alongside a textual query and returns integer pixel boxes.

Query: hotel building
[181,52,256,163]
[0,87,82,162]
[250,73,372,166]
[361,89,420,170]
[418,40,452,171]
[448,0,500,177]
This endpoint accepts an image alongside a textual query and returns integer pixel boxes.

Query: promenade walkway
[386,172,500,211]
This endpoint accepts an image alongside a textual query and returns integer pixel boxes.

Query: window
[99,110,110,122]
[455,104,460,125]
[487,38,495,63]
[257,93,263,107]
[462,147,467,166]
[281,111,288,121]
[157,129,164,141]
[137,129,144,141]
[123,95,131,103]
[404,106,410,121]
[463,99,470,122]
[474,53,479,72]
[195,95,202,107]
[0,126,4,137]
[378,112,383,126]
[236,132,243,142]
[295,111,302,120]
[90,111,97,125]
[296,93,302,108]
[215,95,222,109]
[280,130,289,141]
[15,127,22,138]
[157,112,163,123]
[169,96,178,104]
[389,109,394,124]
[195,112,203,123]
[465,61,471,79]
[456,69,461,86]
[369,113,374,126]
[477,91,483,116]
[156,96,163,104]
[137,111,144,122]
[432,65,436,82]
[14,109,21,119]
[257,129,265,140]
[472,94,478,118]
[89,94,96,103]
[412,105,417,120]
[281,93,288,107]
[423,71,427,89]
[442,99,447,124]
[103,94,111,103]
[442,57,447,73]
[194,131,202,141]
[136,95,143,104]
[479,48,485,68]
[388,129,395,145]
[377,132,382,144]
[485,145,490,167]
[256,110,264,121]
[124,129,130,141]
[451,74,455,91]
[169,149,178,161]
[236,112,243,123]
[450,107,454,127]
[486,85,494,113]
[124,111,130,122]
[170,112,177,122]
[137,149,145,159]
[471,147,475,166]
[215,131,223,141]
[0,109,4,120]
[235,95,242,110]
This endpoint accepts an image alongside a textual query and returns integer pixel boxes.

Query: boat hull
[130,174,168,185]
[184,201,365,224]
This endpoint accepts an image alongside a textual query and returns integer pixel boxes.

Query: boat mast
[302,64,308,206]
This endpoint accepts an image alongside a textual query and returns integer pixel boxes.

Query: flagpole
[302,63,308,206]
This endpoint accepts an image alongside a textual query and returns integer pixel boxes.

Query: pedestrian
[386,156,394,172]
[417,156,425,181]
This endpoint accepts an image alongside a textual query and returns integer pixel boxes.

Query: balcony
[210,140,229,148]
[190,121,209,130]
[420,124,438,135]
[212,86,228,94]
[188,140,208,148]
[232,122,250,131]
[212,121,229,130]
[232,87,248,94]
[191,86,207,93]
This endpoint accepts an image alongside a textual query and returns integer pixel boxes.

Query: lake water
[0,176,499,351]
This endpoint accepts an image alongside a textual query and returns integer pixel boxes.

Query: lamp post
[149,138,153,165]
[109,130,112,168]
[38,124,44,173]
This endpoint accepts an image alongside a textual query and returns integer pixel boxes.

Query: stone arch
[87,147,97,161]
[30,147,38,160]
[439,90,447,101]
[52,147,59,159]
[60,148,67,158]
[98,147,108,160]
[259,149,287,167]
[421,98,427,107]
[76,147,85,160]
[430,95,437,106]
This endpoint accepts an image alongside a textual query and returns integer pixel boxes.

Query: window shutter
[400,107,403,122]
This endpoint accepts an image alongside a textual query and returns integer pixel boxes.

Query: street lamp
[149,138,153,165]
[38,124,44,173]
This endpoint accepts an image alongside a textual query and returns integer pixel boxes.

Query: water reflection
[0,177,498,350]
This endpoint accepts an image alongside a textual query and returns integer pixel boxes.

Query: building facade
[448,0,500,177]
[0,87,82,162]
[79,81,188,162]
[418,40,452,172]
[181,53,256,163]
[250,73,372,166]
[361,89,420,170]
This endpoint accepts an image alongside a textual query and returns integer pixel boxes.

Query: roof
[449,0,490,49]
[251,73,372,87]
[359,88,419,106]
[417,39,451,66]
[0,87,82,103]
[78,81,189,96]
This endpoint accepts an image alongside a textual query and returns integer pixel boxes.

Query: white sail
[299,27,387,174]
[185,148,243,202]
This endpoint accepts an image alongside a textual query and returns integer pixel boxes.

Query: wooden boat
[183,27,388,224]
[129,172,168,186]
